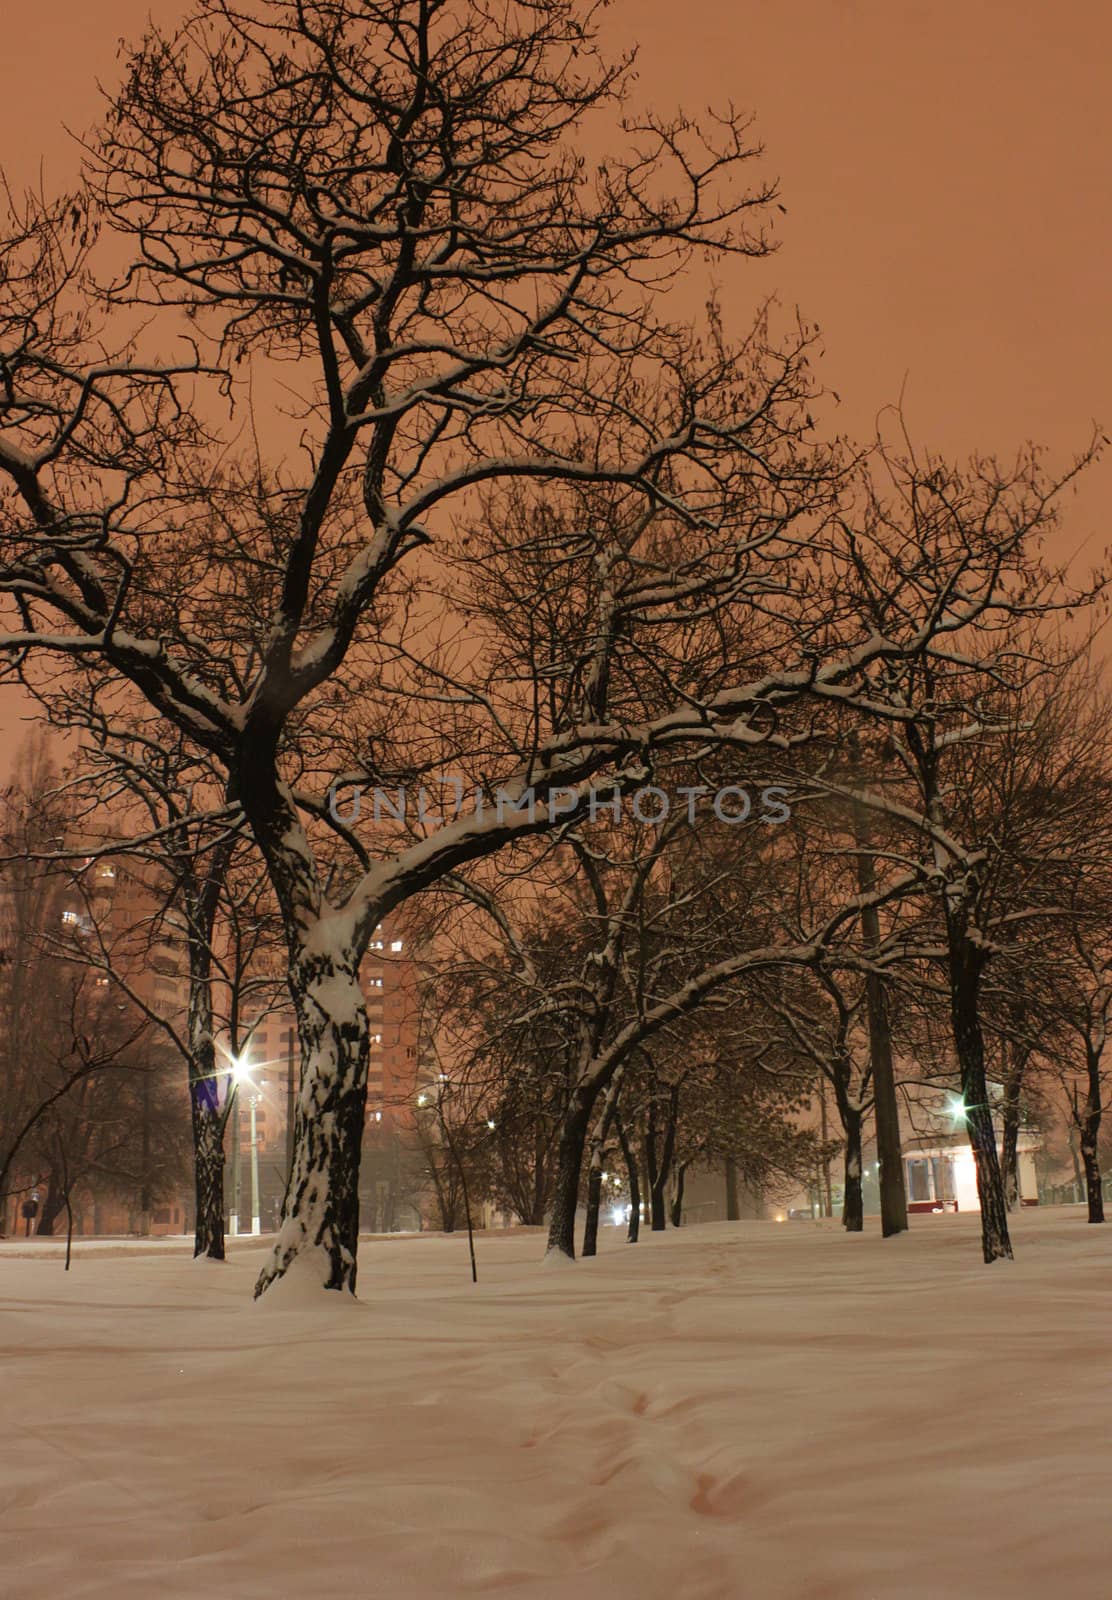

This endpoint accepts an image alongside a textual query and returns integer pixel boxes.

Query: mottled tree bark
[184,823,239,1261]
[255,954,370,1295]
[191,1103,226,1260]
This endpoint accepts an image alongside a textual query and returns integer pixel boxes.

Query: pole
[230,1087,241,1236]
[250,1093,261,1235]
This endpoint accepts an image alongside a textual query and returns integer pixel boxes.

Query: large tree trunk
[189,1012,226,1259]
[1081,1128,1104,1224]
[546,1087,597,1260]
[949,944,1012,1263]
[255,956,370,1296]
[582,1163,604,1257]
[1000,1073,1021,1213]
[645,1086,679,1232]
[183,828,239,1261]
[35,1165,68,1237]
[582,1087,621,1257]
[643,1106,661,1230]
[617,1114,640,1243]
[191,1104,226,1260]
[649,1175,667,1229]
[1081,1045,1104,1224]
[184,853,243,1260]
[839,1098,864,1232]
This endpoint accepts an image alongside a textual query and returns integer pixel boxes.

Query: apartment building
[218,919,425,1232]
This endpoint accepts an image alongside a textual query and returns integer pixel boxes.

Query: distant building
[1,841,194,1239]
[4,832,426,1238]
[793,1080,1042,1221]
[899,1084,1040,1213]
[217,919,425,1233]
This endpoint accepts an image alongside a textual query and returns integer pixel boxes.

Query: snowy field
[3,1209,1111,1600]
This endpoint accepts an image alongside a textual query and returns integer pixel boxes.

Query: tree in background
[1,1,1101,1296]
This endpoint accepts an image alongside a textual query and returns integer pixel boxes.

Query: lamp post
[230,1078,241,1237]
[249,1088,261,1235]
[227,1053,260,1237]
[227,1054,262,1237]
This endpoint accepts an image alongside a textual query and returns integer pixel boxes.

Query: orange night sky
[2,0,1109,758]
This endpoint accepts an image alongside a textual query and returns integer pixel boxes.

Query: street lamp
[228,1055,262,1237]
[248,1085,261,1235]
[229,1056,243,1236]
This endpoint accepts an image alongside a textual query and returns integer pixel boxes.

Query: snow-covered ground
[3,1208,1111,1600]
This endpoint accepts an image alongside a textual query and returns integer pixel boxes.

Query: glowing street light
[228,1055,244,1237]
[227,1053,262,1237]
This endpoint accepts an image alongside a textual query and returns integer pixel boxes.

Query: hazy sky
[2,0,1109,760]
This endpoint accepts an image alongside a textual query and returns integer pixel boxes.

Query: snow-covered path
[3,1210,1110,1599]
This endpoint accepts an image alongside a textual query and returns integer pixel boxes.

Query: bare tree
[1,3,1100,1296]
[825,628,1110,1261]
